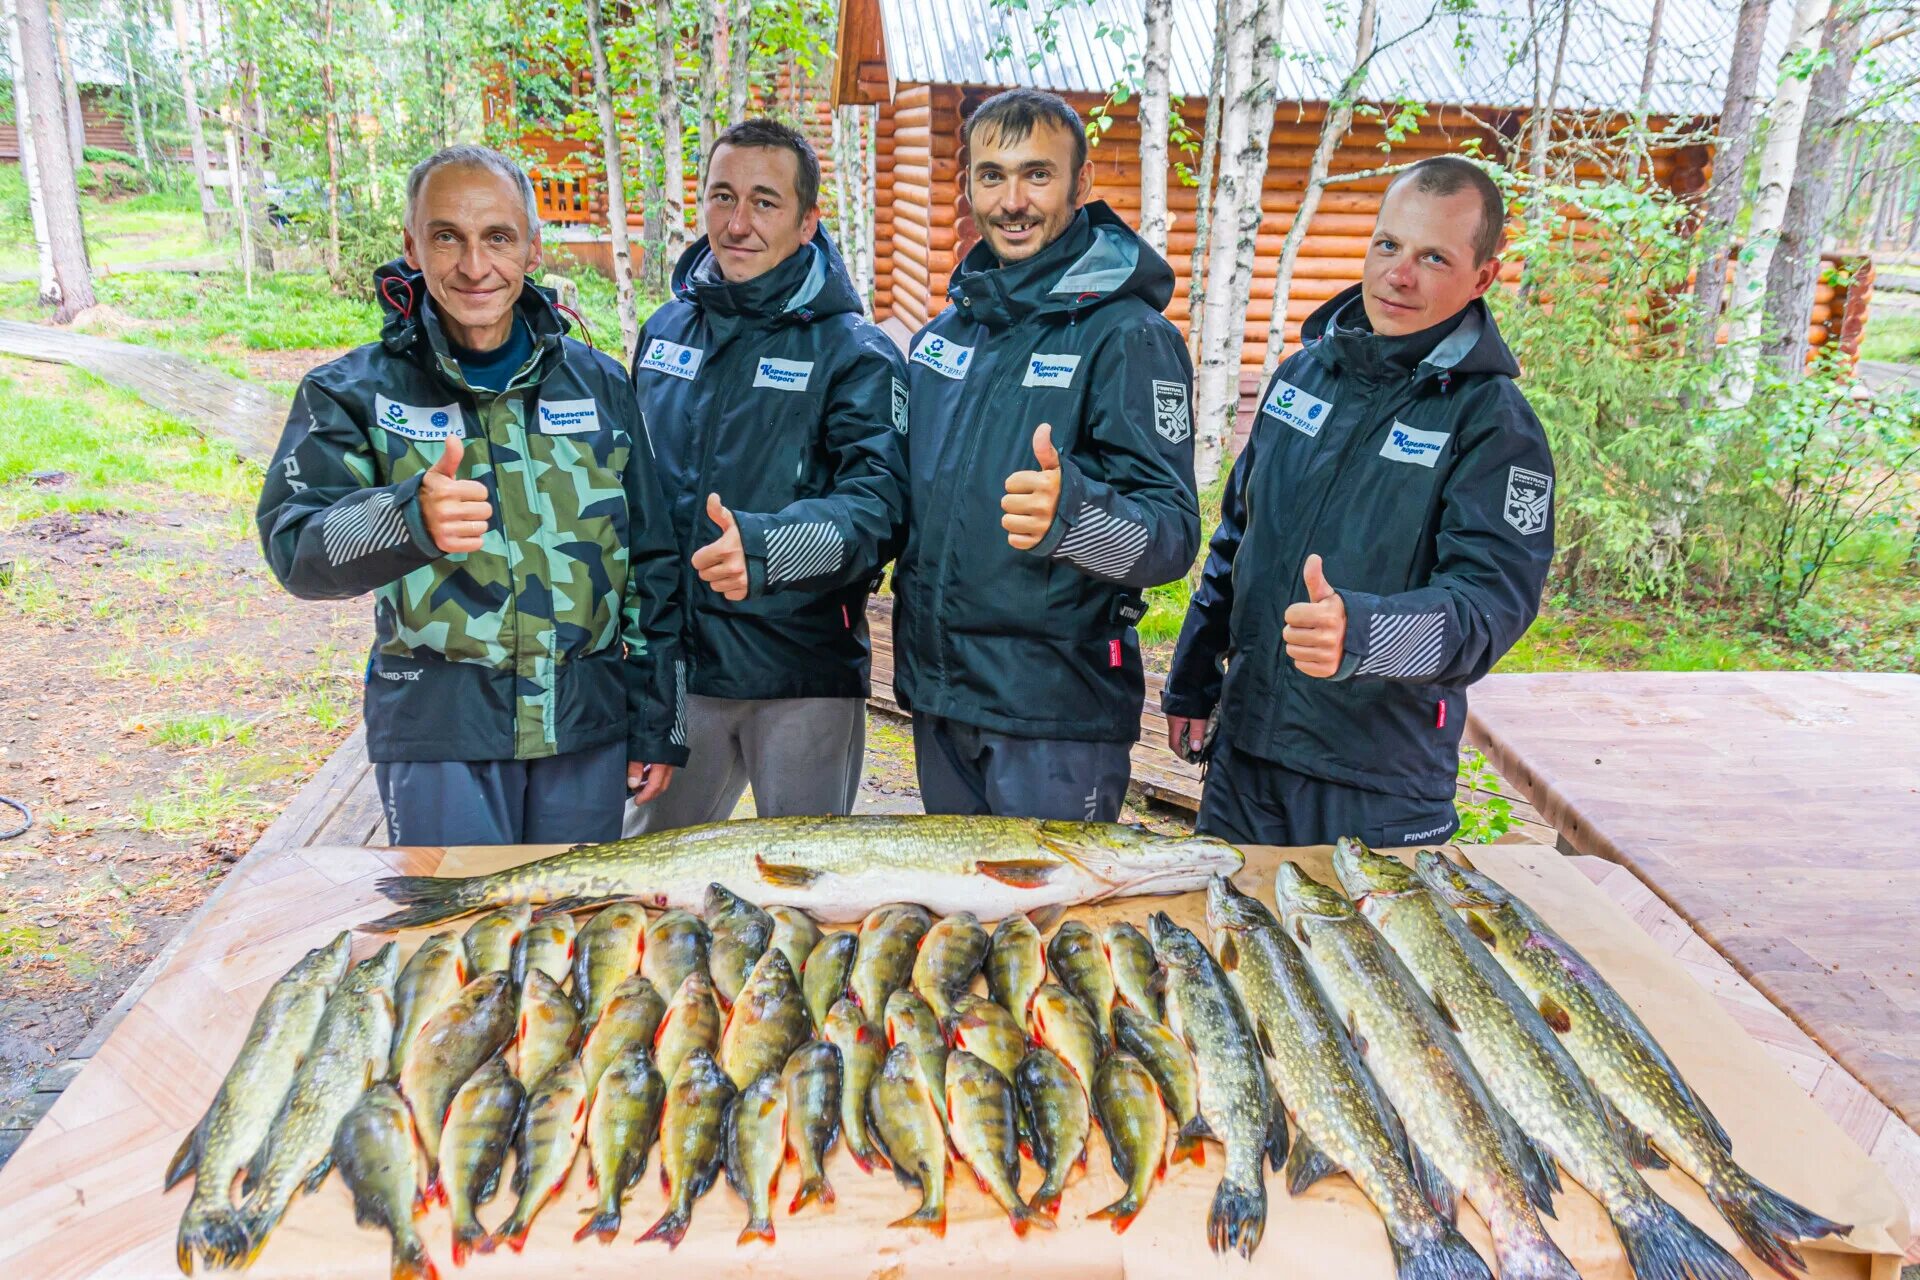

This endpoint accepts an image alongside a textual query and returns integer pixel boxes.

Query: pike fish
[170,932,350,1275]
[438,1055,523,1266]
[1112,1005,1205,1166]
[1274,864,1577,1280]
[331,1084,434,1280]
[986,913,1046,1035]
[1103,921,1163,1024]
[946,1050,1052,1236]
[462,907,530,978]
[365,816,1243,929]
[572,902,648,1027]
[511,913,576,989]
[802,930,857,1033]
[640,1049,736,1248]
[574,1048,664,1243]
[948,993,1025,1083]
[869,1043,949,1235]
[398,970,517,1177]
[718,948,810,1090]
[654,970,722,1087]
[580,974,665,1100]
[851,903,932,1018]
[705,883,772,1008]
[784,1040,842,1213]
[641,908,710,999]
[1421,853,1852,1278]
[1048,920,1117,1041]
[489,1058,587,1253]
[514,969,580,1092]
[1207,875,1491,1280]
[823,997,888,1173]
[1088,1052,1167,1234]
[389,932,467,1079]
[1014,1047,1089,1219]
[1150,912,1280,1260]
[234,944,399,1268]
[767,905,822,996]
[724,1070,788,1245]
[913,911,989,1021]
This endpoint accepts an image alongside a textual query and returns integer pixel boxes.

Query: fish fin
[1431,991,1461,1034]
[1487,1094,1561,1211]
[533,896,619,919]
[1206,1176,1267,1260]
[1463,912,1498,946]
[1613,1193,1751,1280]
[1169,1130,1205,1166]
[789,1174,833,1214]
[1407,1140,1457,1226]
[1216,934,1239,972]
[738,1219,775,1246]
[976,859,1060,888]
[300,1153,335,1197]
[1010,1201,1056,1236]
[1283,1131,1341,1195]
[638,1206,692,1249]
[164,1117,204,1191]
[888,1199,946,1236]
[755,856,824,888]
[1536,993,1572,1034]
[573,1205,621,1244]
[1687,1084,1735,1155]
[451,1218,486,1264]
[1026,905,1067,934]
[1601,1096,1670,1170]
[1253,1019,1276,1060]
[1264,1106,1289,1173]
[1707,1168,1851,1280]
[1388,1223,1494,1280]
[392,1233,439,1280]
[363,875,492,932]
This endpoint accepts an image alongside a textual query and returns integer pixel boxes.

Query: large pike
[1421,854,1852,1278]
[1206,876,1491,1280]
[365,817,1243,929]
[169,933,350,1275]
[1274,864,1577,1280]
[1339,843,1747,1280]
[331,1084,435,1280]
[1149,913,1280,1259]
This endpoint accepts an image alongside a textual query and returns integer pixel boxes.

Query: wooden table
[0,832,1904,1278]
[1465,672,1920,1134]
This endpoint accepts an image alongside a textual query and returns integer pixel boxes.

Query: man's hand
[691,493,749,601]
[1283,554,1347,679]
[1166,714,1207,759]
[628,761,675,806]
[1001,422,1063,551]
[419,434,492,554]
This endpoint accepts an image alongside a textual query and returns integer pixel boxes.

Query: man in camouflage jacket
[256,146,687,844]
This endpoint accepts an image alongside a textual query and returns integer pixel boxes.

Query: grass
[0,172,234,274]
[147,712,256,749]
[0,269,378,354]
[1859,310,1920,365]
[129,765,270,835]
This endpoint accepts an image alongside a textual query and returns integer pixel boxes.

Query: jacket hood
[373,258,571,362]
[1300,283,1522,383]
[668,226,864,324]
[947,201,1176,328]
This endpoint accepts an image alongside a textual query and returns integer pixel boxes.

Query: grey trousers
[377,740,627,846]
[912,713,1131,822]
[624,694,866,835]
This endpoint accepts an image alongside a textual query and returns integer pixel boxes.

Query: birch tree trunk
[319,0,340,281]
[1192,0,1284,486]
[584,0,638,361]
[169,0,220,234]
[1761,1,1864,375]
[1716,0,1832,407]
[1261,0,1377,393]
[121,21,151,171]
[654,0,687,262]
[1137,0,1173,255]
[4,0,58,304]
[1184,0,1232,362]
[1689,0,1772,363]
[696,0,720,188]
[726,0,751,123]
[238,51,272,272]
[48,0,83,163]
[1630,0,1666,176]
[1521,0,1571,299]
[12,0,93,320]
[639,120,667,295]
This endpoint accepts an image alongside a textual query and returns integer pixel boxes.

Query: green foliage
[1859,311,1920,364]
[1453,748,1514,843]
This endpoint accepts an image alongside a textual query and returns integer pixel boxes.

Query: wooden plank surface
[0,835,1904,1278]
[1465,672,1920,1133]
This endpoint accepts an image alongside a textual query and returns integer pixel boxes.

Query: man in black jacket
[1163,156,1555,846]
[625,119,907,832]
[895,89,1199,821]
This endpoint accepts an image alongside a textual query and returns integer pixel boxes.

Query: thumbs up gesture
[420,434,492,554]
[691,492,750,601]
[1282,553,1348,679]
[1001,422,1063,551]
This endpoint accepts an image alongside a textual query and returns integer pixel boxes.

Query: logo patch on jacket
[910,334,973,380]
[1152,380,1191,444]
[890,378,909,434]
[638,338,704,380]
[535,398,600,434]
[1505,465,1553,535]
[753,357,814,390]
[1379,422,1449,468]
[373,394,461,442]
[1262,380,1331,437]
[1022,353,1081,388]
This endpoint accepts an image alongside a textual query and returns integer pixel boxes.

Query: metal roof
[873,0,1920,122]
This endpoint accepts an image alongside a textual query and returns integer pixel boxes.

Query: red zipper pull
[1109,639,1122,669]
[842,603,851,629]
[1436,699,1447,729]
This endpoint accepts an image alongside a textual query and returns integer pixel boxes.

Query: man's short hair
[964,88,1087,188]
[710,118,821,214]
[1386,156,1507,265]
[405,145,540,238]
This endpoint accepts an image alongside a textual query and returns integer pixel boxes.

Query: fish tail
[1205,1177,1266,1260]
[391,1230,439,1280]
[1026,1179,1064,1218]
[363,875,498,932]
[1088,1190,1144,1234]
[1171,1120,1207,1166]
[737,1216,775,1245]
[175,1204,254,1274]
[1709,1169,1852,1280]
[788,1173,834,1214]
[1612,1195,1751,1280]
[1008,1200,1055,1236]
[450,1216,486,1265]
[572,1204,621,1244]
[1387,1224,1494,1280]
[164,1122,203,1192]
[482,1212,531,1255]
[638,1205,692,1249]
[1490,1221,1581,1280]
[889,1197,947,1237]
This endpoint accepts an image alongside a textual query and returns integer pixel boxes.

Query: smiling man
[1162,156,1556,847]
[892,88,1199,821]
[624,118,906,832]
[256,144,688,846]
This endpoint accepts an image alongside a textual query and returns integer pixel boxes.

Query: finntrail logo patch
[373,394,461,442]
[1379,421,1449,468]
[890,378,909,434]
[910,334,973,381]
[536,398,600,434]
[1152,380,1190,444]
[1505,465,1553,536]
[753,357,814,390]
[1022,353,1081,388]
[639,338,703,381]
[1262,380,1331,437]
